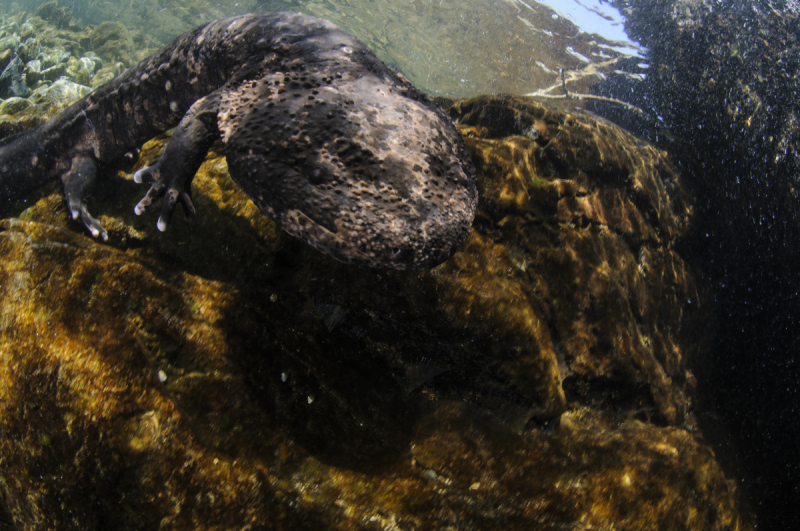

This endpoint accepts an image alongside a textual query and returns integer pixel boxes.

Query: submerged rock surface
[0,96,751,529]
[599,3,800,528]
[0,3,155,138]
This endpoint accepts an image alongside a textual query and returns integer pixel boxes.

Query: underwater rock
[90,60,123,89]
[40,77,91,108]
[65,56,96,86]
[0,34,19,56]
[18,22,34,41]
[0,20,19,37]
[89,20,134,65]
[0,96,31,115]
[34,0,74,30]
[0,5,154,124]
[0,98,46,138]
[17,36,40,64]
[40,62,66,82]
[23,58,41,86]
[38,48,67,70]
[0,56,28,98]
[444,96,697,426]
[0,96,750,529]
[0,49,12,73]
[617,3,800,528]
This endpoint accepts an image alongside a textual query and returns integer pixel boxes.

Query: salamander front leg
[62,154,108,240]
[134,92,221,231]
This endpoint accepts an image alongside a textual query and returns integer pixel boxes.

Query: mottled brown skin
[0,13,477,269]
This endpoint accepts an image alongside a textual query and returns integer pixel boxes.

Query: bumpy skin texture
[0,13,477,270]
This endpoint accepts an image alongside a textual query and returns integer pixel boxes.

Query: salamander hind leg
[134,92,221,231]
[62,153,108,241]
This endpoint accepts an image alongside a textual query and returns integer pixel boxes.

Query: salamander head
[219,44,477,270]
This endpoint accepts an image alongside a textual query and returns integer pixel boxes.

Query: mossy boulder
[34,0,74,30]
[0,96,31,115]
[0,96,751,529]
[89,21,135,65]
[616,4,800,527]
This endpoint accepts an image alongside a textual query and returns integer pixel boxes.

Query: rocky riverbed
[0,1,157,136]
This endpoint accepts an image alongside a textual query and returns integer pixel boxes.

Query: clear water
[11,0,645,97]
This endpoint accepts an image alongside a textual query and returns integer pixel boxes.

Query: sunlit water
[10,0,644,98]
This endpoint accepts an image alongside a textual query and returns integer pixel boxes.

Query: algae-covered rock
[446,96,697,425]
[614,3,800,528]
[40,77,91,108]
[18,22,35,41]
[0,4,160,141]
[66,56,99,87]
[0,49,12,73]
[0,105,46,138]
[17,37,41,64]
[0,96,750,529]
[0,34,20,56]
[0,96,31,115]
[89,20,135,65]
[90,60,123,89]
[0,56,28,98]
[34,0,73,30]
[40,62,67,82]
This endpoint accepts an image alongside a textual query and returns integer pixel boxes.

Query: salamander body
[0,12,477,269]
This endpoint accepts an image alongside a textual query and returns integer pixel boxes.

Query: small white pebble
[307,395,315,404]
[158,370,167,383]
[270,293,278,302]
[469,482,480,490]
[281,372,288,382]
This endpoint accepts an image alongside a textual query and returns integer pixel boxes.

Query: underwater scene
[0,0,797,529]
